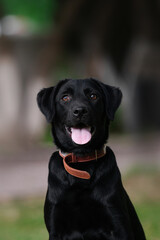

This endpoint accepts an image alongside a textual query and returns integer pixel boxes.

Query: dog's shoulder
[48,151,61,169]
[48,151,65,176]
[104,146,118,168]
[48,151,70,187]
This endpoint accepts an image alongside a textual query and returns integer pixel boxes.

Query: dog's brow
[61,87,74,95]
[84,87,98,94]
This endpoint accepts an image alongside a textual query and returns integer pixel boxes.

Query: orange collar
[59,148,106,180]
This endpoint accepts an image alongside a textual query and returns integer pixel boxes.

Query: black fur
[37,78,146,240]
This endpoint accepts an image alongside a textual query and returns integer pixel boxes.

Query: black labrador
[37,78,146,240]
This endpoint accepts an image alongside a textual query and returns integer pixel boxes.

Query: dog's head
[37,78,122,155]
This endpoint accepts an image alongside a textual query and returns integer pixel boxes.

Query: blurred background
[0,0,160,239]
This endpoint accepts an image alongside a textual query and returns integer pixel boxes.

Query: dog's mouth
[65,124,95,145]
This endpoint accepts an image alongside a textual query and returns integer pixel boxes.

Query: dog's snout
[73,107,88,118]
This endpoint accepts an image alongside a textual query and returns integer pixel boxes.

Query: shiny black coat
[44,147,146,240]
[37,78,146,240]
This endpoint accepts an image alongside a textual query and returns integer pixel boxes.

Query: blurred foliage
[1,0,58,30]
[124,165,160,178]
[42,125,53,144]
[110,107,124,133]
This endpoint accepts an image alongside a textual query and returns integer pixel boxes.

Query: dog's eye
[62,95,70,102]
[90,94,97,100]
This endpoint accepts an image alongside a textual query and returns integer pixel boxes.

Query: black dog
[37,78,146,240]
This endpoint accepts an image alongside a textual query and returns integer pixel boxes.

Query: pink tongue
[71,127,91,145]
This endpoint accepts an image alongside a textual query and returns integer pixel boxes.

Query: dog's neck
[59,146,106,180]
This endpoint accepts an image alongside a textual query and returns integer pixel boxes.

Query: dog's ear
[101,83,122,121]
[37,87,55,122]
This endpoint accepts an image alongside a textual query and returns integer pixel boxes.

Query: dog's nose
[73,107,88,118]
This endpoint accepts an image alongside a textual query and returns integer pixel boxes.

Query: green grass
[0,168,160,240]
[123,166,160,240]
[135,202,160,240]
[0,198,48,240]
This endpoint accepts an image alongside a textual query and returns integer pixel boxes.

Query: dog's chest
[53,184,112,235]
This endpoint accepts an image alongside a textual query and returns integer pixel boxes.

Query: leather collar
[59,147,106,180]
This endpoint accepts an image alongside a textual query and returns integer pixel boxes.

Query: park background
[0,0,160,239]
